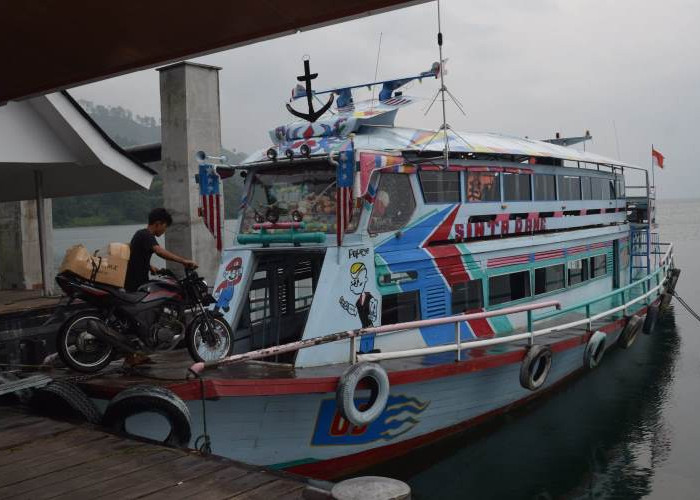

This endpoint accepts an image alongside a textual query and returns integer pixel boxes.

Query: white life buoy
[584,331,607,370]
[336,362,390,427]
[519,345,552,391]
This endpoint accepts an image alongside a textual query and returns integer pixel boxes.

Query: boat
[82,62,680,479]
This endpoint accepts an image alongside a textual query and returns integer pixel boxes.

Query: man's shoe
[123,352,154,367]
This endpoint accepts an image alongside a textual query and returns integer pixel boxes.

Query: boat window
[590,254,607,278]
[534,174,556,201]
[466,172,501,202]
[451,279,484,313]
[615,176,626,199]
[240,163,361,234]
[489,271,531,306]
[559,175,582,200]
[590,177,613,200]
[534,264,566,295]
[581,177,593,200]
[503,173,531,201]
[419,170,461,203]
[567,258,589,285]
[369,174,416,233]
[381,290,421,325]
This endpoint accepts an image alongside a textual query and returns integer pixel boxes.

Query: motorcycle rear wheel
[57,310,114,373]
[185,313,233,363]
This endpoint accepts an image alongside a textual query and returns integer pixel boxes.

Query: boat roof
[243,96,638,170]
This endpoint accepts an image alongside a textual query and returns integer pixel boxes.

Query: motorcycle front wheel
[57,310,114,373]
[185,313,233,363]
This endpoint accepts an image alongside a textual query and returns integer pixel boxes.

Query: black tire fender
[618,315,643,349]
[102,385,191,447]
[643,305,660,335]
[519,345,552,391]
[583,331,607,370]
[31,380,102,424]
[0,372,34,405]
[336,362,390,427]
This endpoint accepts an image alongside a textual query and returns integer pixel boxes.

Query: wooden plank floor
[0,406,325,499]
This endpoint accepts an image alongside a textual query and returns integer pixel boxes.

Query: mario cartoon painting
[214,257,243,312]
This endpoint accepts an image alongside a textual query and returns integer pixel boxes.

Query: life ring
[102,385,191,447]
[30,380,102,424]
[583,331,607,370]
[617,315,642,349]
[519,345,552,391]
[336,362,390,427]
[643,304,660,335]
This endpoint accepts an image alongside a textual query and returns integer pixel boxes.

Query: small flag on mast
[652,147,665,169]
[336,140,355,247]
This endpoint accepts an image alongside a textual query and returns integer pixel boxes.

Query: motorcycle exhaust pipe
[87,319,138,354]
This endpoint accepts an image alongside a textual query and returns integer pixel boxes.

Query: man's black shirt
[124,228,158,291]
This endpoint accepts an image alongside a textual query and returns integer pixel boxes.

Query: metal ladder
[627,169,657,281]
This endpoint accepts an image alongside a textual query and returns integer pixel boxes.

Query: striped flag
[336,141,355,247]
[198,163,223,252]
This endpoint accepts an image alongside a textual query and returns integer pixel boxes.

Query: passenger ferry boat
[85,64,680,479]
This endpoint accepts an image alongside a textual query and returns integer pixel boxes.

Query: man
[124,208,198,292]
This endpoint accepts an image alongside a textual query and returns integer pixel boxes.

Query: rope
[671,291,700,323]
[190,369,212,454]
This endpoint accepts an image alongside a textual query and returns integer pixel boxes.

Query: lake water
[54,201,700,499]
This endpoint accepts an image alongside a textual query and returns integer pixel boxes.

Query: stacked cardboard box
[59,243,130,288]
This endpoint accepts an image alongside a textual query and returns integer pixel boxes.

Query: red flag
[652,147,665,169]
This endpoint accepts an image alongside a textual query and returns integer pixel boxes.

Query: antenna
[370,32,383,114]
[421,0,467,169]
[612,120,621,159]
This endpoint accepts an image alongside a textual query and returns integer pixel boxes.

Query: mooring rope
[671,291,700,323]
[189,369,212,454]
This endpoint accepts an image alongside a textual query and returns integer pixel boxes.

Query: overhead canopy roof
[0,0,428,104]
[0,91,155,202]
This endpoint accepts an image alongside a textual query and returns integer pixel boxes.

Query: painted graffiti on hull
[214,257,243,312]
[311,395,430,446]
[339,261,378,329]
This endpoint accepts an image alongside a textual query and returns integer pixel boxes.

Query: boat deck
[68,308,629,400]
[0,405,325,499]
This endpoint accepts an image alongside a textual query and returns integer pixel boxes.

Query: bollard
[331,476,411,500]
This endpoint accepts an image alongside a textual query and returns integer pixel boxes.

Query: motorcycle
[54,266,233,373]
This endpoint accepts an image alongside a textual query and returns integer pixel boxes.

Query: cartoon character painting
[214,257,243,312]
[339,262,378,334]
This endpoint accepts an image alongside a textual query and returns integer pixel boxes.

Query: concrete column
[158,62,223,282]
[0,199,54,292]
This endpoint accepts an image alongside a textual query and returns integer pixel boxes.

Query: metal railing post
[527,310,534,346]
[455,322,461,362]
[350,335,357,364]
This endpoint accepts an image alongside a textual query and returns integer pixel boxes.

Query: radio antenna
[421,0,468,169]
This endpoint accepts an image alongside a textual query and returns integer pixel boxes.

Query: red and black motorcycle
[54,267,233,373]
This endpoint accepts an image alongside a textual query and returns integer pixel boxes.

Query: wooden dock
[0,406,329,499]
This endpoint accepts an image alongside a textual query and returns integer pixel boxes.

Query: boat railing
[190,244,674,373]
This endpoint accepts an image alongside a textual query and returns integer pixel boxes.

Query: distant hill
[52,100,247,227]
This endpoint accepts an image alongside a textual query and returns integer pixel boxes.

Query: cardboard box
[59,243,131,288]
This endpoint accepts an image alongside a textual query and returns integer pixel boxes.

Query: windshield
[241,164,359,234]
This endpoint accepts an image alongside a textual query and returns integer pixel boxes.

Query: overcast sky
[72,0,700,199]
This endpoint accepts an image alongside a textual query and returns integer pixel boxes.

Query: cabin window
[567,258,589,285]
[559,175,582,200]
[489,271,531,306]
[240,164,361,235]
[503,173,531,201]
[381,290,421,325]
[581,177,593,200]
[369,174,416,233]
[419,170,461,203]
[590,254,607,278]
[466,172,500,202]
[451,280,484,313]
[590,177,613,200]
[534,264,566,295]
[616,176,626,199]
[534,174,556,201]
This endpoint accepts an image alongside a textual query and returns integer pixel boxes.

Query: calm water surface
[54,201,700,499]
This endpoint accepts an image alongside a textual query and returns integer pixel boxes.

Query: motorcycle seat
[108,288,147,303]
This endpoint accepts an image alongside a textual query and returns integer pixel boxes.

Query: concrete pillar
[158,62,223,282]
[0,199,54,292]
